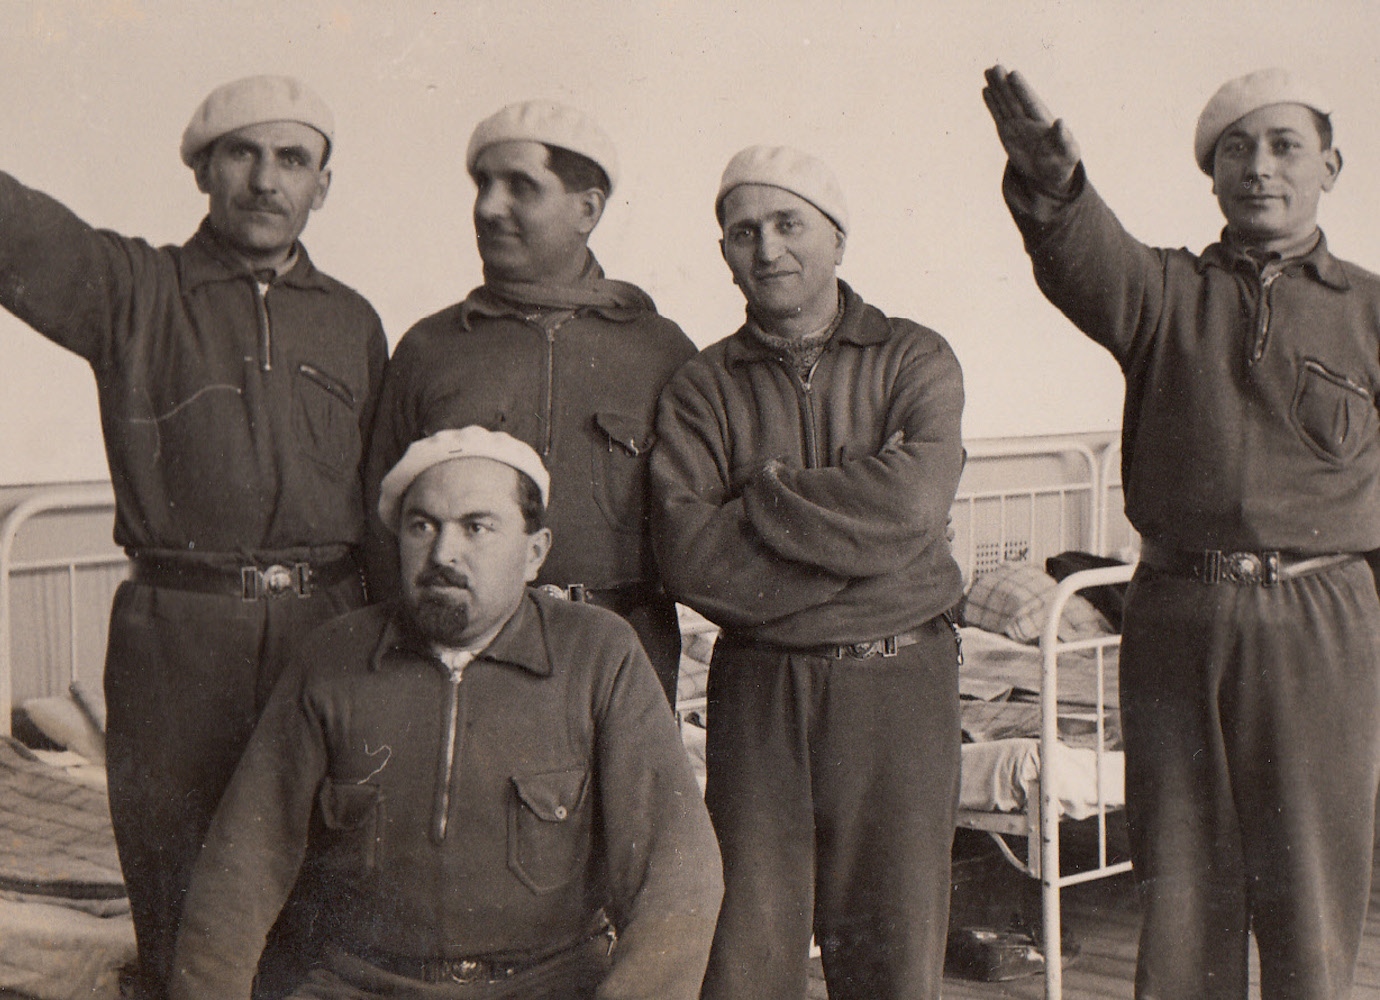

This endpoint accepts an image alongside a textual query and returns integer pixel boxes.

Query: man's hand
[982,65,1081,197]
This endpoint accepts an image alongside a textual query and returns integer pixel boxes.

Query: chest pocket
[1289,358,1377,464]
[591,411,654,534]
[507,766,592,894]
[294,362,360,477]
[311,778,383,876]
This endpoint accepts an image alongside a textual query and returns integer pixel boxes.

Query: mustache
[417,565,468,589]
[237,198,289,215]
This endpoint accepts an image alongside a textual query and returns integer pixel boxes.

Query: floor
[804,832,1380,999]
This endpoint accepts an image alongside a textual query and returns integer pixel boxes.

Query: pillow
[16,694,106,764]
[963,562,1111,644]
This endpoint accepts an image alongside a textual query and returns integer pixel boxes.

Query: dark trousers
[1121,559,1380,1000]
[699,618,961,1000]
[104,572,365,999]
[619,595,681,707]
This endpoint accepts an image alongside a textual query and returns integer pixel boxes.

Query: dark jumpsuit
[364,261,695,704]
[0,172,388,996]
[1005,164,1380,1000]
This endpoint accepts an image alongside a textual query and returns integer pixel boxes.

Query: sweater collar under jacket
[181,216,334,293]
[1197,227,1350,290]
[457,252,656,329]
[723,280,887,367]
[371,591,553,679]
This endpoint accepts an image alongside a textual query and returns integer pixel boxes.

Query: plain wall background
[2,0,1378,484]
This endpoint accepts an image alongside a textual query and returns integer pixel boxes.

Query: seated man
[169,426,723,1000]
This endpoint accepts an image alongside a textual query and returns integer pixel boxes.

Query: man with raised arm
[0,75,387,999]
[651,145,965,1000]
[170,427,722,1000]
[364,101,694,705]
[984,64,1380,999]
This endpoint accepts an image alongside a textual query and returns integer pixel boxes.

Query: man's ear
[524,527,553,582]
[193,153,212,195]
[1322,147,1342,192]
[834,227,847,266]
[575,188,606,235]
[312,168,332,211]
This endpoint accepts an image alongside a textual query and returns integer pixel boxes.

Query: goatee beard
[408,596,471,648]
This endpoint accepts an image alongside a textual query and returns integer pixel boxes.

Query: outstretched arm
[982,65,1082,197]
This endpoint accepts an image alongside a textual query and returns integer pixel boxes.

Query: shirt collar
[180,217,334,293]
[370,592,553,678]
[723,280,890,366]
[1197,227,1350,290]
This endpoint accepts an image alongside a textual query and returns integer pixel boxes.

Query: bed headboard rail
[0,485,123,737]
[953,437,1102,586]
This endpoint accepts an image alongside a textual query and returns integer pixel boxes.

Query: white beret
[1194,68,1331,175]
[378,427,550,533]
[466,100,620,192]
[181,75,334,167]
[716,145,850,235]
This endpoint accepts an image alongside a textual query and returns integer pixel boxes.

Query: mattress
[0,737,134,1000]
[958,626,1124,821]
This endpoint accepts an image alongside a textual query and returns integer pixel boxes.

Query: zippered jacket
[1004,165,1380,552]
[169,593,723,1000]
[364,271,695,594]
[650,281,965,646]
[0,171,388,561]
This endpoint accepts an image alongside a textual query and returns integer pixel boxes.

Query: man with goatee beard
[170,426,722,1000]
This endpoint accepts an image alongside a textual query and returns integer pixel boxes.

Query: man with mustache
[364,100,694,706]
[0,76,387,1000]
[984,65,1380,999]
[650,146,965,1000]
[170,426,723,1000]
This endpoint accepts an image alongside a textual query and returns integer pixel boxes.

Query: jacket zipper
[1303,358,1373,400]
[298,362,356,407]
[1249,271,1279,364]
[253,281,272,372]
[525,316,569,458]
[795,355,827,469]
[431,669,466,843]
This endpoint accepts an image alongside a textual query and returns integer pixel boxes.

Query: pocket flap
[593,411,653,456]
[318,779,381,831]
[511,768,589,823]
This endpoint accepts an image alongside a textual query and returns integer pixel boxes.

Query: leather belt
[131,554,358,601]
[351,924,615,986]
[724,628,926,660]
[536,580,663,615]
[1139,540,1358,587]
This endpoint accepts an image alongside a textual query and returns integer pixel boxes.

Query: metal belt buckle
[536,583,587,602]
[242,563,311,600]
[1210,550,1279,586]
[441,958,488,985]
[841,636,897,659]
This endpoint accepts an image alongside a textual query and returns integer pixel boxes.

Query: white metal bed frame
[954,436,1133,998]
[0,483,123,738]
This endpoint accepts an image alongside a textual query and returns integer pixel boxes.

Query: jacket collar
[371,592,552,678]
[180,217,335,293]
[723,280,888,366]
[1196,228,1350,290]
[455,253,654,330]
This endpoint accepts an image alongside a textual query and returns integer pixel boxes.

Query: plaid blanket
[0,738,124,900]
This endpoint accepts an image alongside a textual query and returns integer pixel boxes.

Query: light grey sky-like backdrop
[2,0,1378,483]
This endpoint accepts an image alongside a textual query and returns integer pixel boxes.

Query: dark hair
[1311,109,1334,151]
[515,470,546,534]
[543,144,611,196]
